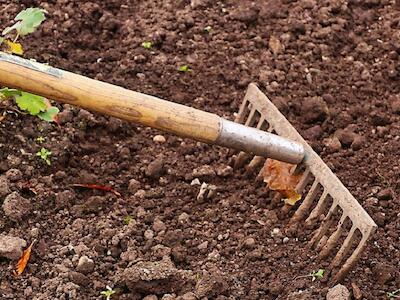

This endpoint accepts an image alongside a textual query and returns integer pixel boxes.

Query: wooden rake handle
[0,52,305,164]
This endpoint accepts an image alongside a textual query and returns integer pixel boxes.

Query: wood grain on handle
[0,56,221,143]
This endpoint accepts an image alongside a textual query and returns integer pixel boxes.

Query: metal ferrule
[216,119,305,164]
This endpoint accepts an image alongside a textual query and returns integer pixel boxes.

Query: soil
[1,0,400,299]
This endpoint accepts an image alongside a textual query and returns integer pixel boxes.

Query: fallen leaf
[71,184,121,196]
[5,39,24,55]
[263,159,302,205]
[14,240,35,276]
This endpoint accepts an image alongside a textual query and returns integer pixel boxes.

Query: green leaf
[3,8,46,37]
[141,41,153,49]
[311,269,324,281]
[38,106,59,122]
[0,37,4,45]
[178,65,192,72]
[15,92,47,115]
[0,87,21,99]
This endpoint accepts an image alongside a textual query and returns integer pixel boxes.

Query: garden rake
[0,52,377,282]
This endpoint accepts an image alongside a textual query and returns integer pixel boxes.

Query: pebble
[134,189,147,199]
[146,158,165,179]
[197,241,209,250]
[153,218,167,233]
[0,175,11,198]
[153,135,166,143]
[178,212,190,223]
[325,137,342,152]
[190,178,201,185]
[68,271,90,287]
[271,228,282,238]
[216,165,233,177]
[144,229,154,240]
[283,237,290,243]
[335,129,356,147]
[243,237,256,249]
[351,135,365,151]
[161,294,176,300]
[2,192,31,221]
[192,165,216,178]
[127,179,141,194]
[143,295,158,300]
[76,255,95,274]
[179,292,196,300]
[0,235,27,260]
[326,284,350,300]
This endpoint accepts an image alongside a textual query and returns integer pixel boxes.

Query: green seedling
[3,7,46,41]
[387,289,400,298]
[123,215,133,225]
[204,25,212,33]
[35,136,45,143]
[141,41,153,49]
[178,65,192,73]
[295,269,325,281]
[100,286,116,300]
[36,147,51,165]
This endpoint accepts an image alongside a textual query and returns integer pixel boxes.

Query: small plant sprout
[123,215,133,225]
[141,41,153,49]
[35,136,45,143]
[295,269,325,281]
[100,286,116,300]
[178,65,192,73]
[387,289,400,298]
[36,147,51,165]
[204,25,212,33]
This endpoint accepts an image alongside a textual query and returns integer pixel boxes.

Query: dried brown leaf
[15,240,35,276]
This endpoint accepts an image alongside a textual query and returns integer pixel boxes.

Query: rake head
[233,83,377,283]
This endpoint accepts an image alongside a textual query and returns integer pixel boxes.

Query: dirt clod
[2,192,31,221]
[76,256,95,274]
[146,158,165,179]
[0,176,11,198]
[195,268,228,298]
[326,284,350,300]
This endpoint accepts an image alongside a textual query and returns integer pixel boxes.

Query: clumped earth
[1,0,400,299]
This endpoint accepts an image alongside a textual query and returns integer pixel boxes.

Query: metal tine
[305,190,330,227]
[308,201,338,248]
[290,173,318,224]
[330,226,357,269]
[333,234,369,283]
[319,214,348,260]
[235,99,250,124]
[245,118,269,175]
[233,108,259,169]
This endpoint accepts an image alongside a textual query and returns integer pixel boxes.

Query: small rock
[146,158,165,179]
[190,178,201,185]
[216,165,233,177]
[69,271,90,287]
[5,169,22,181]
[0,235,27,260]
[230,6,259,24]
[196,182,217,202]
[377,188,393,200]
[190,0,210,9]
[335,129,356,147]
[0,176,11,198]
[325,137,342,152]
[271,228,282,238]
[2,192,31,221]
[30,228,40,239]
[243,237,256,249]
[76,256,95,274]
[303,125,322,140]
[283,237,290,243]
[326,284,350,300]
[143,295,158,300]
[128,179,141,194]
[192,165,215,178]
[135,189,147,199]
[145,229,154,240]
[179,292,196,300]
[153,219,167,233]
[197,241,208,251]
[153,135,166,143]
[269,36,282,55]
[351,135,365,151]
[161,294,176,300]
[178,213,190,223]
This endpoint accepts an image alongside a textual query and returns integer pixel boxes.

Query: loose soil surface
[1,0,400,299]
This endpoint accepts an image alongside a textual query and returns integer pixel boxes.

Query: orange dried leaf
[263,159,303,205]
[15,240,35,276]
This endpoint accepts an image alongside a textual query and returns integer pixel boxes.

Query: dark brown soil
[1,0,399,299]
